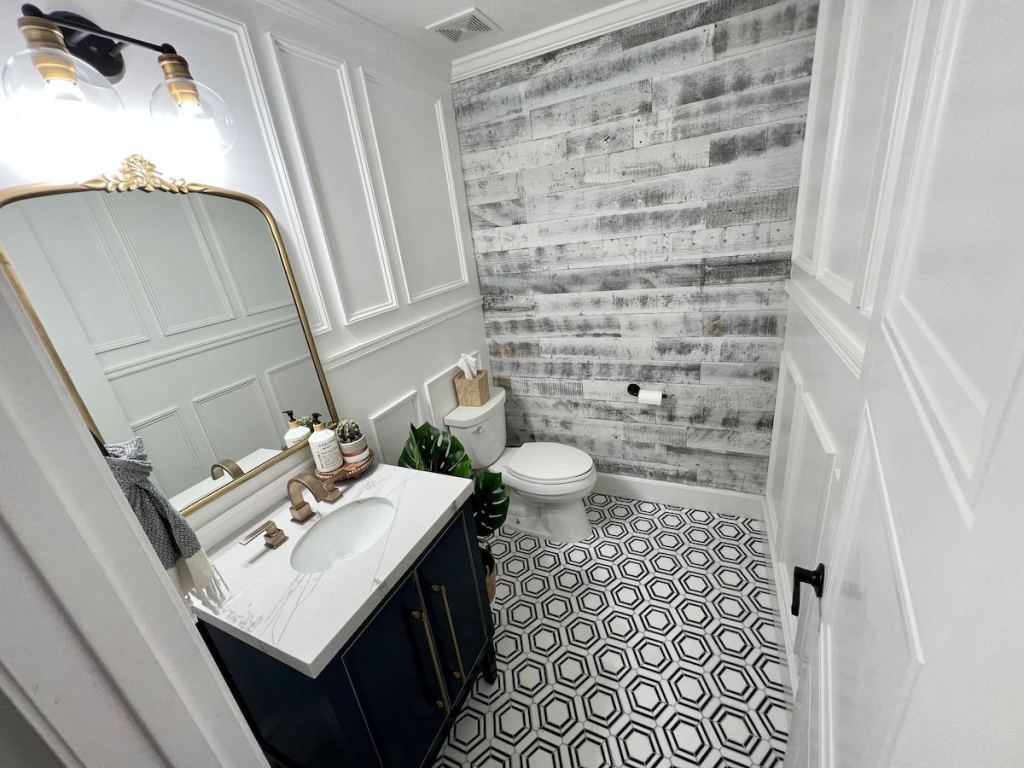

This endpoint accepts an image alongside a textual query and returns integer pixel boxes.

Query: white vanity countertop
[190,463,473,678]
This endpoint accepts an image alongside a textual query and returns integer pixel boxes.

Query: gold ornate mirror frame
[0,155,338,516]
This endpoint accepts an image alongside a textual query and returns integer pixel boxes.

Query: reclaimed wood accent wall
[453,0,818,494]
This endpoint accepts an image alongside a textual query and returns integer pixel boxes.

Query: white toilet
[444,387,596,542]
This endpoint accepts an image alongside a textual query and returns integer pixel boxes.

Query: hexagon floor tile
[432,494,790,767]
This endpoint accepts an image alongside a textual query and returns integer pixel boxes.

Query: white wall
[0,0,489,520]
[0,0,487,763]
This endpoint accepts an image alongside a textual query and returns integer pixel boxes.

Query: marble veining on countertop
[190,463,473,677]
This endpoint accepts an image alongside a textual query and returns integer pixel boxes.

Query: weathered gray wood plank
[482,282,788,317]
[635,79,810,146]
[472,205,705,252]
[523,150,803,220]
[522,25,712,110]
[458,114,530,153]
[475,222,793,276]
[461,134,566,181]
[464,172,519,206]
[712,0,819,59]
[530,80,654,139]
[653,35,815,109]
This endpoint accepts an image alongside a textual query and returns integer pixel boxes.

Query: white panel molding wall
[359,68,471,305]
[104,316,299,380]
[0,0,488,762]
[192,375,280,460]
[368,389,423,464]
[269,37,399,325]
[130,405,207,494]
[142,0,333,337]
[322,295,483,371]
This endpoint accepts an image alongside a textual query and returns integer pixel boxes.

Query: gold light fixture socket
[18,16,78,85]
[157,53,200,107]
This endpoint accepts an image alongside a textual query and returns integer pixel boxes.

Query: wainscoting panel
[369,390,422,465]
[823,409,922,766]
[130,407,205,498]
[8,197,149,354]
[104,194,237,336]
[453,0,819,493]
[361,70,470,303]
[192,376,282,463]
[195,195,294,317]
[270,38,398,324]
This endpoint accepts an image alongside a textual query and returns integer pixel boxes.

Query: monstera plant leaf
[473,471,509,537]
[398,421,507,537]
[398,422,472,477]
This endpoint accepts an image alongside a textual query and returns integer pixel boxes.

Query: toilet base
[504,490,593,543]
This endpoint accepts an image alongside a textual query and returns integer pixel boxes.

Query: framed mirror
[0,156,337,516]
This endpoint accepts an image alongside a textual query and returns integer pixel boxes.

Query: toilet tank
[443,387,507,469]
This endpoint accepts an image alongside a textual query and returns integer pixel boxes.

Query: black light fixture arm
[21,4,176,54]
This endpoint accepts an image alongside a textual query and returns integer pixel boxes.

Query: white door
[775,0,1024,766]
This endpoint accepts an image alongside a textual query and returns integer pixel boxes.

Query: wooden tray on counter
[315,450,375,483]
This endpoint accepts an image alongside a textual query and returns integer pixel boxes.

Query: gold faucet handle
[320,476,343,503]
[240,520,287,549]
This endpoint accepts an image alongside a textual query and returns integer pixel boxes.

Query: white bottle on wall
[308,417,343,473]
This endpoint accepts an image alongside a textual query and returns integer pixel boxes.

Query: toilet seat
[500,442,595,488]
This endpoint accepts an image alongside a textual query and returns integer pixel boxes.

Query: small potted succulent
[337,419,369,464]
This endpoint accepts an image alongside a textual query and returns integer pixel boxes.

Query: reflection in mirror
[0,189,332,513]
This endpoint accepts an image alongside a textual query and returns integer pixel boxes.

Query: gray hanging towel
[106,436,200,568]
[105,437,225,607]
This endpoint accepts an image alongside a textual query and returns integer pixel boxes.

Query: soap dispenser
[307,413,344,474]
[282,410,312,448]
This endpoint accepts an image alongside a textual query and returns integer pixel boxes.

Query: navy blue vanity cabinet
[344,572,449,767]
[198,500,495,768]
[416,508,492,703]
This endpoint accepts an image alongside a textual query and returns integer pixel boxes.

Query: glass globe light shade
[149,76,236,155]
[0,45,126,182]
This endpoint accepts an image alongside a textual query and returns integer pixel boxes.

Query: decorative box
[454,369,490,407]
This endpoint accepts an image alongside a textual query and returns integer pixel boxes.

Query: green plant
[398,421,509,538]
[337,419,362,443]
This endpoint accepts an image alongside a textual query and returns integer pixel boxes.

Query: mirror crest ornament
[83,154,207,194]
[0,155,337,517]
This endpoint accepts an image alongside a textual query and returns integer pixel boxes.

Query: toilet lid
[504,442,594,485]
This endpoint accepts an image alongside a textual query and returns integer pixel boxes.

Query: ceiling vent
[426,8,499,44]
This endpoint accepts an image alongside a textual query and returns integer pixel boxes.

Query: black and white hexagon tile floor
[433,494,789,768]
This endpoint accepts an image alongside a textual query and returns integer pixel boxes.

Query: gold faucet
[211,458,243,480]
[287,472,343,523]
[240,520,287,549]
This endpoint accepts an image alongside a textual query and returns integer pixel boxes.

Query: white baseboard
[763,496,797,702]
[594,471,764,520]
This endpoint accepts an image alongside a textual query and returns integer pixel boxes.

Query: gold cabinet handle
[431,584,466,681]
[411,609,449,711]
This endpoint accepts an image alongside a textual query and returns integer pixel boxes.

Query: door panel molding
[824,407,923,765]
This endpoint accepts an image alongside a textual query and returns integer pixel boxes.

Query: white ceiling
[328,0,622,63]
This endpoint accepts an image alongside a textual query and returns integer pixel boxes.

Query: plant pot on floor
[480,544,497,603]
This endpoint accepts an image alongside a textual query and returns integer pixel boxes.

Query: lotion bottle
[307,413,343,473]
[282,410,311,448]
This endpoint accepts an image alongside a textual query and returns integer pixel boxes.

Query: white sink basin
[290,497,396,574]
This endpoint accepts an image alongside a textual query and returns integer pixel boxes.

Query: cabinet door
[417,507,490,702]
[344,573,448,767]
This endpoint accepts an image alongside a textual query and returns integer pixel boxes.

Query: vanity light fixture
[1,4,236,154]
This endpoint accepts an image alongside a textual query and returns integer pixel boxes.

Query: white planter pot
[340,435,367,463]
